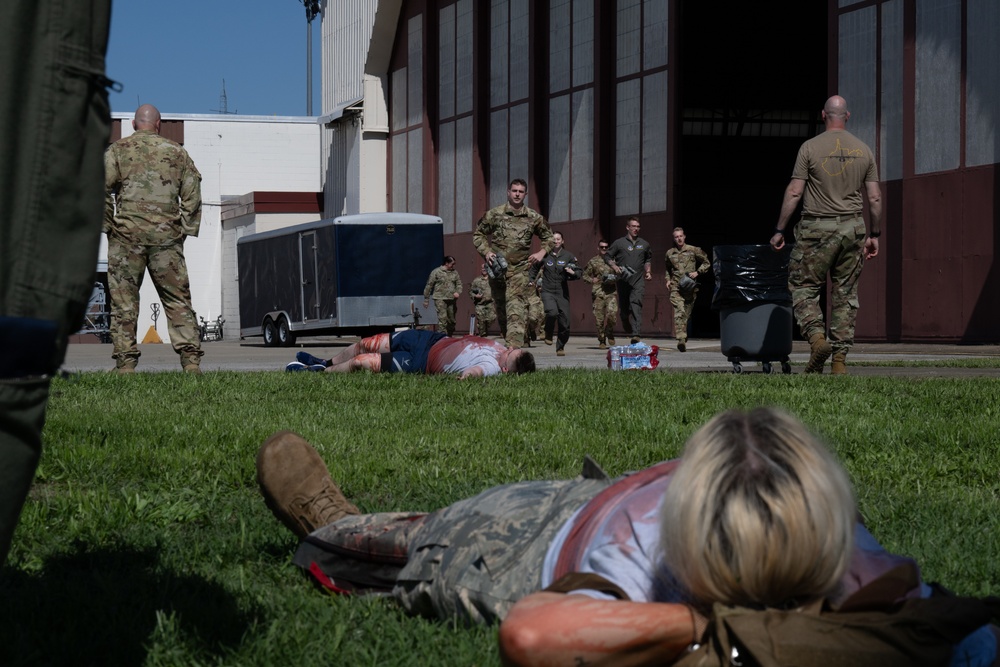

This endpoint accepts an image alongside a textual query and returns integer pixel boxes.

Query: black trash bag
[712,244,792,309]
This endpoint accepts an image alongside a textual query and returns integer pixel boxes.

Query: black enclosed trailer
[237,213,443,346]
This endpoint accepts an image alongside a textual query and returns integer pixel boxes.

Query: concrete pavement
[62,335,1000,377]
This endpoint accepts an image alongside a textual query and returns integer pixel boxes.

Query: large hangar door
[674,0,828,339]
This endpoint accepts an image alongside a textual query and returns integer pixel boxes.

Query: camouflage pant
[294,477,610,624]
[489,264,536,348]
[669,287,697,342]
[591,290,618,342]
[788,218,866,354]
[433,298,457,336]
[473,303,495,336]
[107,238,203,367]
[527,291,543,341]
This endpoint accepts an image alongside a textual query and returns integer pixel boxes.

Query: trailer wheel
[277,316,296,347]
[262,318,278,347]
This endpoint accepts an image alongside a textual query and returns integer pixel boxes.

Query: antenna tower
[212,79,236,114]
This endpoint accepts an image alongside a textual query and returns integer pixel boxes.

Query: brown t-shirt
[793,129,878,217]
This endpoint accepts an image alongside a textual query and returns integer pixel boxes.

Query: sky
[106,0,322,117]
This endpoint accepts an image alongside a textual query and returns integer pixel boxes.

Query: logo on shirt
[822,138,864,176]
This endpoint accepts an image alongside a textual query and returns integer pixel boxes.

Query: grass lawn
[2,370,998,666]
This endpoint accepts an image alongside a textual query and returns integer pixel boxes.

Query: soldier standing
[770,95,882,375]
[606,216,653,343]
[665,227,710,352]
[423,255,462,336]
[473,178,554,348]
[582,240,619,349]
[469,265,495,337]
[104,104,204,373]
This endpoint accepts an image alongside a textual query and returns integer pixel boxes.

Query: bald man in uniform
[104,104,204,373]
[770,95,883,375]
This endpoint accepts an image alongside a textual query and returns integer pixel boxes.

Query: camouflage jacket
[583,254,618,295]
[470,276,493,305]
[665,244,710,283]
[424,266,462,300]
[472,202,553,269]
[104,129,202,245]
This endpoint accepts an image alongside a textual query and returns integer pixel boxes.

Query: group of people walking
[468,94,881,374]
[446,179,711,355]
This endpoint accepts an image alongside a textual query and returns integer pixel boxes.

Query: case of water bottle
[606,342,659,370]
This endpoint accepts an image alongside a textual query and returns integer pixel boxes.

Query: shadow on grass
[0,543,255,666]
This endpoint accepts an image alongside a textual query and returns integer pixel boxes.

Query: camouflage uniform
[583,254,619,345]
[423,265,462,336]
[0,0,111,563]
[469,275,495,337]
[104,128,203,370]
[472,203,554,348]
[665,244,710,344]
[787,129,877,355]
[294,476,610,624]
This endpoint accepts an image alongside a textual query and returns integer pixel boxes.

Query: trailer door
[299,231,320,321]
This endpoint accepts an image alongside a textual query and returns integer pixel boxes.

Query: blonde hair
[660,408,855,610]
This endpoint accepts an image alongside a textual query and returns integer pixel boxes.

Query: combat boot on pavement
[257,431,360,539]
[804,333,833,374]
[831,352,848,375]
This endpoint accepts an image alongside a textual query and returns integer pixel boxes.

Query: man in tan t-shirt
[770,95,883,375]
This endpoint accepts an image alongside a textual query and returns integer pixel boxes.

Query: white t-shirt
[426,336,504,376]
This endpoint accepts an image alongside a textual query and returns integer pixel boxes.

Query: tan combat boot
[804,333,832,373]
[257,431,360,539]
[831,352,847,375]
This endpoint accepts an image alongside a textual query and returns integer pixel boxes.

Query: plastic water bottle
[610,346,622,370]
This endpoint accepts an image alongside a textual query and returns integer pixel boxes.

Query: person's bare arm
[864,180,883,259]
[458,366,485,379]
[771,178,805,251]
[499,592,698,667]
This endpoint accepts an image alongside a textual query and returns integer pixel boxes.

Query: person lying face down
[255,407,998,666]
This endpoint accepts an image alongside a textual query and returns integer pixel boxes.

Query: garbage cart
[712,245,793,374]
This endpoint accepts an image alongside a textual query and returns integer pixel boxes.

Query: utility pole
[303,0,321,116]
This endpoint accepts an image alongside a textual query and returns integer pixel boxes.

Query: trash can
[712,245,793,374]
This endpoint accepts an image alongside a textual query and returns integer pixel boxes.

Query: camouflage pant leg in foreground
[0,0,111,563]
[109,240,203,367]
[669,288,697,341]
[433,298,457,336]
[393,477,610,624]
[789,219,866,353]
[502,267,536,348]
[591,291,618,341]
[474,304,495,336]
[294,512,427,592]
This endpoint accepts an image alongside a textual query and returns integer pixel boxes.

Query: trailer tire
[263,318,278,347]
[277,316,296,347]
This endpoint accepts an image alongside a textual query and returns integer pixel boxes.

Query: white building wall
[322,0,379,115]
[105,113,322,348]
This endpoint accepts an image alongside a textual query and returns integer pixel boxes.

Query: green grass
[3,370,999,665]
